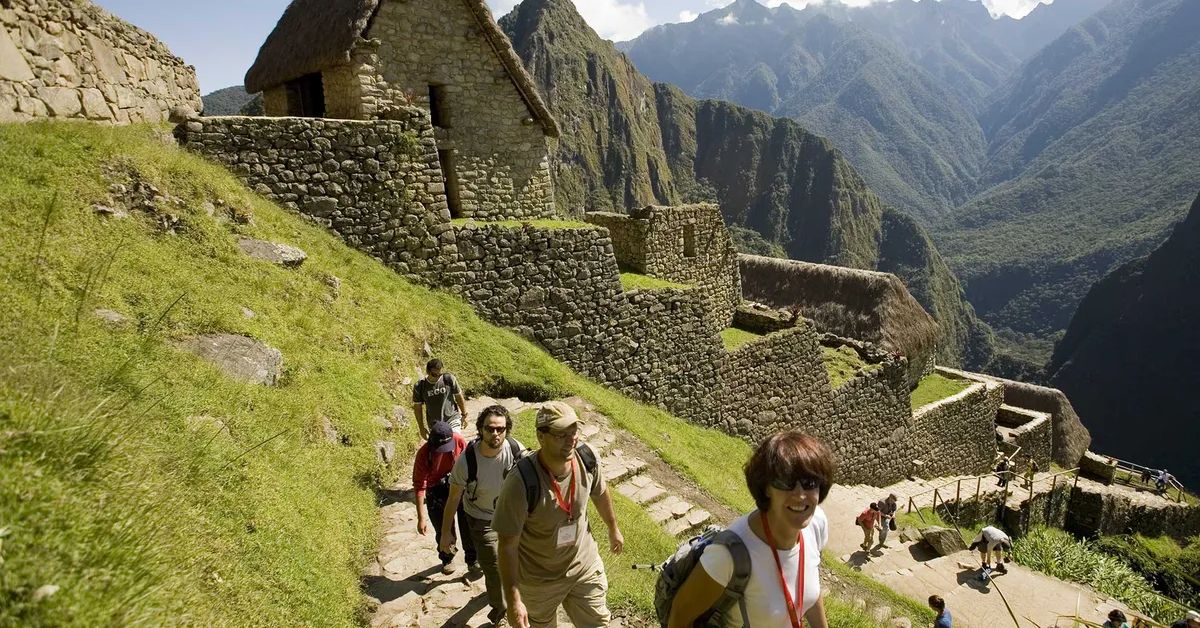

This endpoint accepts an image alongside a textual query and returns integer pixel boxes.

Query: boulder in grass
[921,526,967,556]
[175,333,283,386]
[237,238,307,267]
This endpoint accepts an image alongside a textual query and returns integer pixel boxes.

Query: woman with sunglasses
[668,431,833,627]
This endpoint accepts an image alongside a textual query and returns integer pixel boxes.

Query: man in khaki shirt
[492,401,624,628]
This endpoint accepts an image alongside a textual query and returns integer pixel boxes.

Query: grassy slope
[719,327,762,351]
[0,122,934,625]
[822,345,880,389]
[910,372,972,411]
[617,272,688,292]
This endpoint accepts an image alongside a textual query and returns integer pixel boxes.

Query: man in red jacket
[414,420,475,574]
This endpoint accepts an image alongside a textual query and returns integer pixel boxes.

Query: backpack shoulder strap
[515,455,540,515]
[710,530,752,624]
[575,443,598,478]
[466,439,480,484]
[506,436,521,461]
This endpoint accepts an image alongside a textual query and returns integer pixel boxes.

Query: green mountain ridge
[941,0,1200,342]
[500,0,994,367]
[200,85,256,116]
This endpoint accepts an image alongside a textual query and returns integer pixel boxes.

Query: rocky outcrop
[1048,192,1200,488]
[237,238,307,268]
[922,527,967,556]
[175,334,283,386]
[1,0,201,123]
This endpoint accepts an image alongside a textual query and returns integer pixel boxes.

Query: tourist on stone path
[928,595,952,628]
[995,455,1013,488]
[1170,610,1200,628]
[438,405,526,625]
[412,358,468,438]
[413,420,476,575]
[667,430,832,628]
[875,493,898,549]
[1155,469,1174,494]
[857,502,882,551]
[493,401,623,628]
[967,525,1013,573]
[1103,609,1130,628]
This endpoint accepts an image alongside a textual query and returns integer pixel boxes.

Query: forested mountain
[200,86,256,116]
[940,0,1200,345]
[1047,193,1200,488]
[499,0,995,367]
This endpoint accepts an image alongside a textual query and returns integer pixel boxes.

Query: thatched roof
[244,0,559,137]
[738,254,940,387]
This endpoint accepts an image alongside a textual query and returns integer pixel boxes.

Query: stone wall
[910,378,1004,478]
[1,0,200,123]
[996,405,1053,472]
[360,0,554,220]
[1066,486,1200,541]
[586,204,740,332]
[175,113,457,282]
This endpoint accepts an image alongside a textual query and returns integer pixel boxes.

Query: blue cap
[429,420,455,453]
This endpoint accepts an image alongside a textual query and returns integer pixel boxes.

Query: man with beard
[439,405,526,625]
[493,401,624,628]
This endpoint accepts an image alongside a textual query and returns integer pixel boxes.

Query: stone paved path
[364,395,720,627]
[821,477,1141,627]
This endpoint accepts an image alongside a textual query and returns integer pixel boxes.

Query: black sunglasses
[770,476,821,492]
[482,425,507,434]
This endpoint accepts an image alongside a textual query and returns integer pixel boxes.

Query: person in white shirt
[667,431,833,628]
[968,525,1013,572]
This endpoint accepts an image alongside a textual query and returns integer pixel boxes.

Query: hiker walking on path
[995,455,1013,488]
[493,401,623,628]
[928,595,952,627]
[412,358,468,438]
[1156,469,1174,495]
[666,430,831,627]
[968,525,1013,574]
[438,405,526,624]
[413,420,476,575]
[876,494,898,549]
[857,502,882,551]
[1104,609,1130,628]
[1170,610,1200,628]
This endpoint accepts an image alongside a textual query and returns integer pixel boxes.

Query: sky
[93,0,1056,95]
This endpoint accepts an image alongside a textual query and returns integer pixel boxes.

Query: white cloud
[679,10,699,22]
[570,0,653,40]
[717,12,739,25]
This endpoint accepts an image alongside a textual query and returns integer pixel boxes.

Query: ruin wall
[910,379,1004,478]
[1,0,200,123]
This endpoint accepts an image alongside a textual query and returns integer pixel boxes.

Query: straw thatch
[738,254,940,386]
[244,0,559,137]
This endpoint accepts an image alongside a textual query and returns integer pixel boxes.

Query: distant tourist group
[409,357,835,627]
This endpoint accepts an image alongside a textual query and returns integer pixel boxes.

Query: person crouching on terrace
[668,430,833,628]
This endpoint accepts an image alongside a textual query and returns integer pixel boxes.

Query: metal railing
[904,467,1081,534]
[1103,455,1189,504]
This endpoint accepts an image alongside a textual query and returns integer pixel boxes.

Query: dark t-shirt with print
[412,373,462,430]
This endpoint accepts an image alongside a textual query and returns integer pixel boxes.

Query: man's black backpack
[511,443,598,514]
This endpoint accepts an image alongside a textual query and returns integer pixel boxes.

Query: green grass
[910,372,972,411]
[719,326,762,351]
[449,218,594,229]
[1013,527,1195,623]
[618,272,689,292]
[895,507,987,544]
[822,345,880,389]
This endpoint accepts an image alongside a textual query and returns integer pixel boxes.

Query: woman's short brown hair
[744,431,835,511]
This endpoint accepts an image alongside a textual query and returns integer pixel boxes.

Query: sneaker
[440,563,455,575]
[466,562,484,578]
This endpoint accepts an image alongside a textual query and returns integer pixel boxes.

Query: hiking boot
[466,562,484,579]
[440,562,455,575]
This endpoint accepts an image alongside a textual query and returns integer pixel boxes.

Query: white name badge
[556,521,578,549]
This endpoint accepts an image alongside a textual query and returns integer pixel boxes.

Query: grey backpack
[653,526,752,627]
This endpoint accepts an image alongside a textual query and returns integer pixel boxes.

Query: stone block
[174,333,283,386]
[921,526,967,556]
[36,86,81,117]
[0,24,33,81]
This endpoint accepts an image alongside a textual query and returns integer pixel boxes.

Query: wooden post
[908,497,914,514]
[975,476,981,504]
[956,479,962,506]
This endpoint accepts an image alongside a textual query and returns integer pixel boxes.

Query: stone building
[0,0,200,123]
[244,0,558,220]
[586,204,741,330]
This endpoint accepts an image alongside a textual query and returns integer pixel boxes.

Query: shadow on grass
[378,486,415,507]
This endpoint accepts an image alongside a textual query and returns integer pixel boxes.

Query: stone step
[648,495,692,524]
[601,454,647,484]
[665,508,713,536]
[614,474,668,505]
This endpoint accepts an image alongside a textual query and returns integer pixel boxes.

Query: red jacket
[412,432,467,498]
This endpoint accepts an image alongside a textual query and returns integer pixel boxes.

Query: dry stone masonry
[0,0,200,123]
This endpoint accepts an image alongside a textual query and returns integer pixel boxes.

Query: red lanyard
[539,456,577,520]
[761,512,806,628]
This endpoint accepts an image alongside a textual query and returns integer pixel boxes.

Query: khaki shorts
[521,567,610,628]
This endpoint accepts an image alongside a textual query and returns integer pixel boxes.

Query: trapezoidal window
[438,149,464,219]
[284,72,325,118]
[429,84,450,129]
[683,224,697,258]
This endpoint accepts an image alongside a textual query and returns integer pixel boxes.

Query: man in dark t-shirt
[412,358,467,438]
